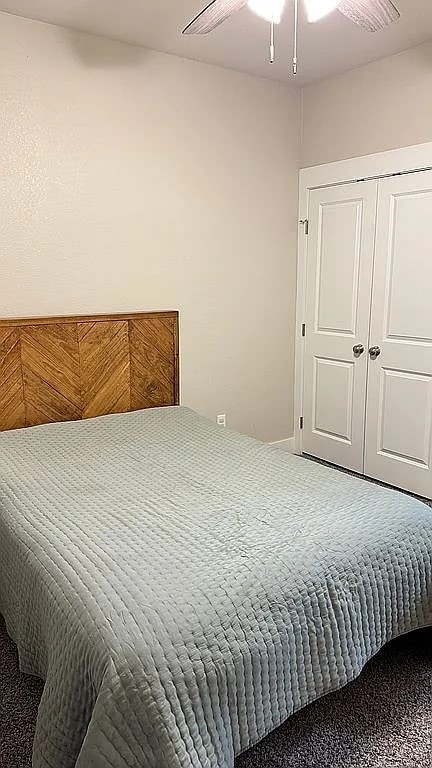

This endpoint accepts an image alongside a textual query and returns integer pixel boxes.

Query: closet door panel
[365,171,432,498]
[302,180,378,472]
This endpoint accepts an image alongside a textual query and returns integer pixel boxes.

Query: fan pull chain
[292,0,298,75]
[270,21,275,63]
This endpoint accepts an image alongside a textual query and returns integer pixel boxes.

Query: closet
[300,168,432,499]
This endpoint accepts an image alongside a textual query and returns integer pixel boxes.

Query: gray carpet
[1,619,431,768]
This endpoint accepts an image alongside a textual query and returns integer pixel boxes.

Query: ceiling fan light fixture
[304,0,342,22]
[183,0,402,76]
[247,0,286,24]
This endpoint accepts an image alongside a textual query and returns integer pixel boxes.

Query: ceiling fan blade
[183,0,248,34]
[338,0,400,31]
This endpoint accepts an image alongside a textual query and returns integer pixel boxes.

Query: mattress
[0,406,430,768]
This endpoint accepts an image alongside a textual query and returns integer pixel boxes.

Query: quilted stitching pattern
[0,406,431,768]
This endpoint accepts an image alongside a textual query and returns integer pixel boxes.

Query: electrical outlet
[217,414,226,427]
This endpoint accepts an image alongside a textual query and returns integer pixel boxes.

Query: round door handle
[353,344,365,356]
[369,346,381,359]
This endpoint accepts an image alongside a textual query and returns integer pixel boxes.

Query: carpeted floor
[0,616,44,768]
[1,617,431,768]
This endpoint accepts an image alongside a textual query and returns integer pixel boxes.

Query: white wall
[0,12,300,442]
[301,42,432,167]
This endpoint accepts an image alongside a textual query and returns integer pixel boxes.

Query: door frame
[294,141,432,456]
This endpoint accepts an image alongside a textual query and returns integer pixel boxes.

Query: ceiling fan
[182,0,400,74]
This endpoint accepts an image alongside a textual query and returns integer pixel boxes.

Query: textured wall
[301,42,432,167]
[0,12,300,442]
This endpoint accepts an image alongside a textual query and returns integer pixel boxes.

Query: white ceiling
[1,0,432,85]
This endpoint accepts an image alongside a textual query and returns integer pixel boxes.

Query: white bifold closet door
[365,172,432,499]
[302,170,432,499]
[303,180,377,473]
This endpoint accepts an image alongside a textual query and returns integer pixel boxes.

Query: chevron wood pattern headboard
[0,311,179,432]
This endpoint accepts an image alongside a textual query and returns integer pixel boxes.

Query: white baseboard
[269,437,295,453]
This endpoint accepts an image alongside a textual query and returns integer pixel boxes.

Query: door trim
[295,141,432,455]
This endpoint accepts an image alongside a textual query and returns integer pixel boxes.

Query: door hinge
[301,323,306,337]
[299,416,304,430]
[299,219,309,235]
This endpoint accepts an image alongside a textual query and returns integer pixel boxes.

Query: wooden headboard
[0,311,179,432]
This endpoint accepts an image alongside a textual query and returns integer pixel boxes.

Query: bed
[0,312,431,768]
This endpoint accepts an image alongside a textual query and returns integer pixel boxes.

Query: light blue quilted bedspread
[0,406,431,768]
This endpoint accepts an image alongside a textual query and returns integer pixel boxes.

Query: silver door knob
[353,344,365,357]
[369,346,381,359]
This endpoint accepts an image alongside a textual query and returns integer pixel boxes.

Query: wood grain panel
[0,312,179,431]
[130,317,177,410]
[20,324,82,427]
[78,321,130,419]
[0,328,25,430]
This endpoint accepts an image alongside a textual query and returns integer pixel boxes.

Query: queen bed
[0,312,431,768]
